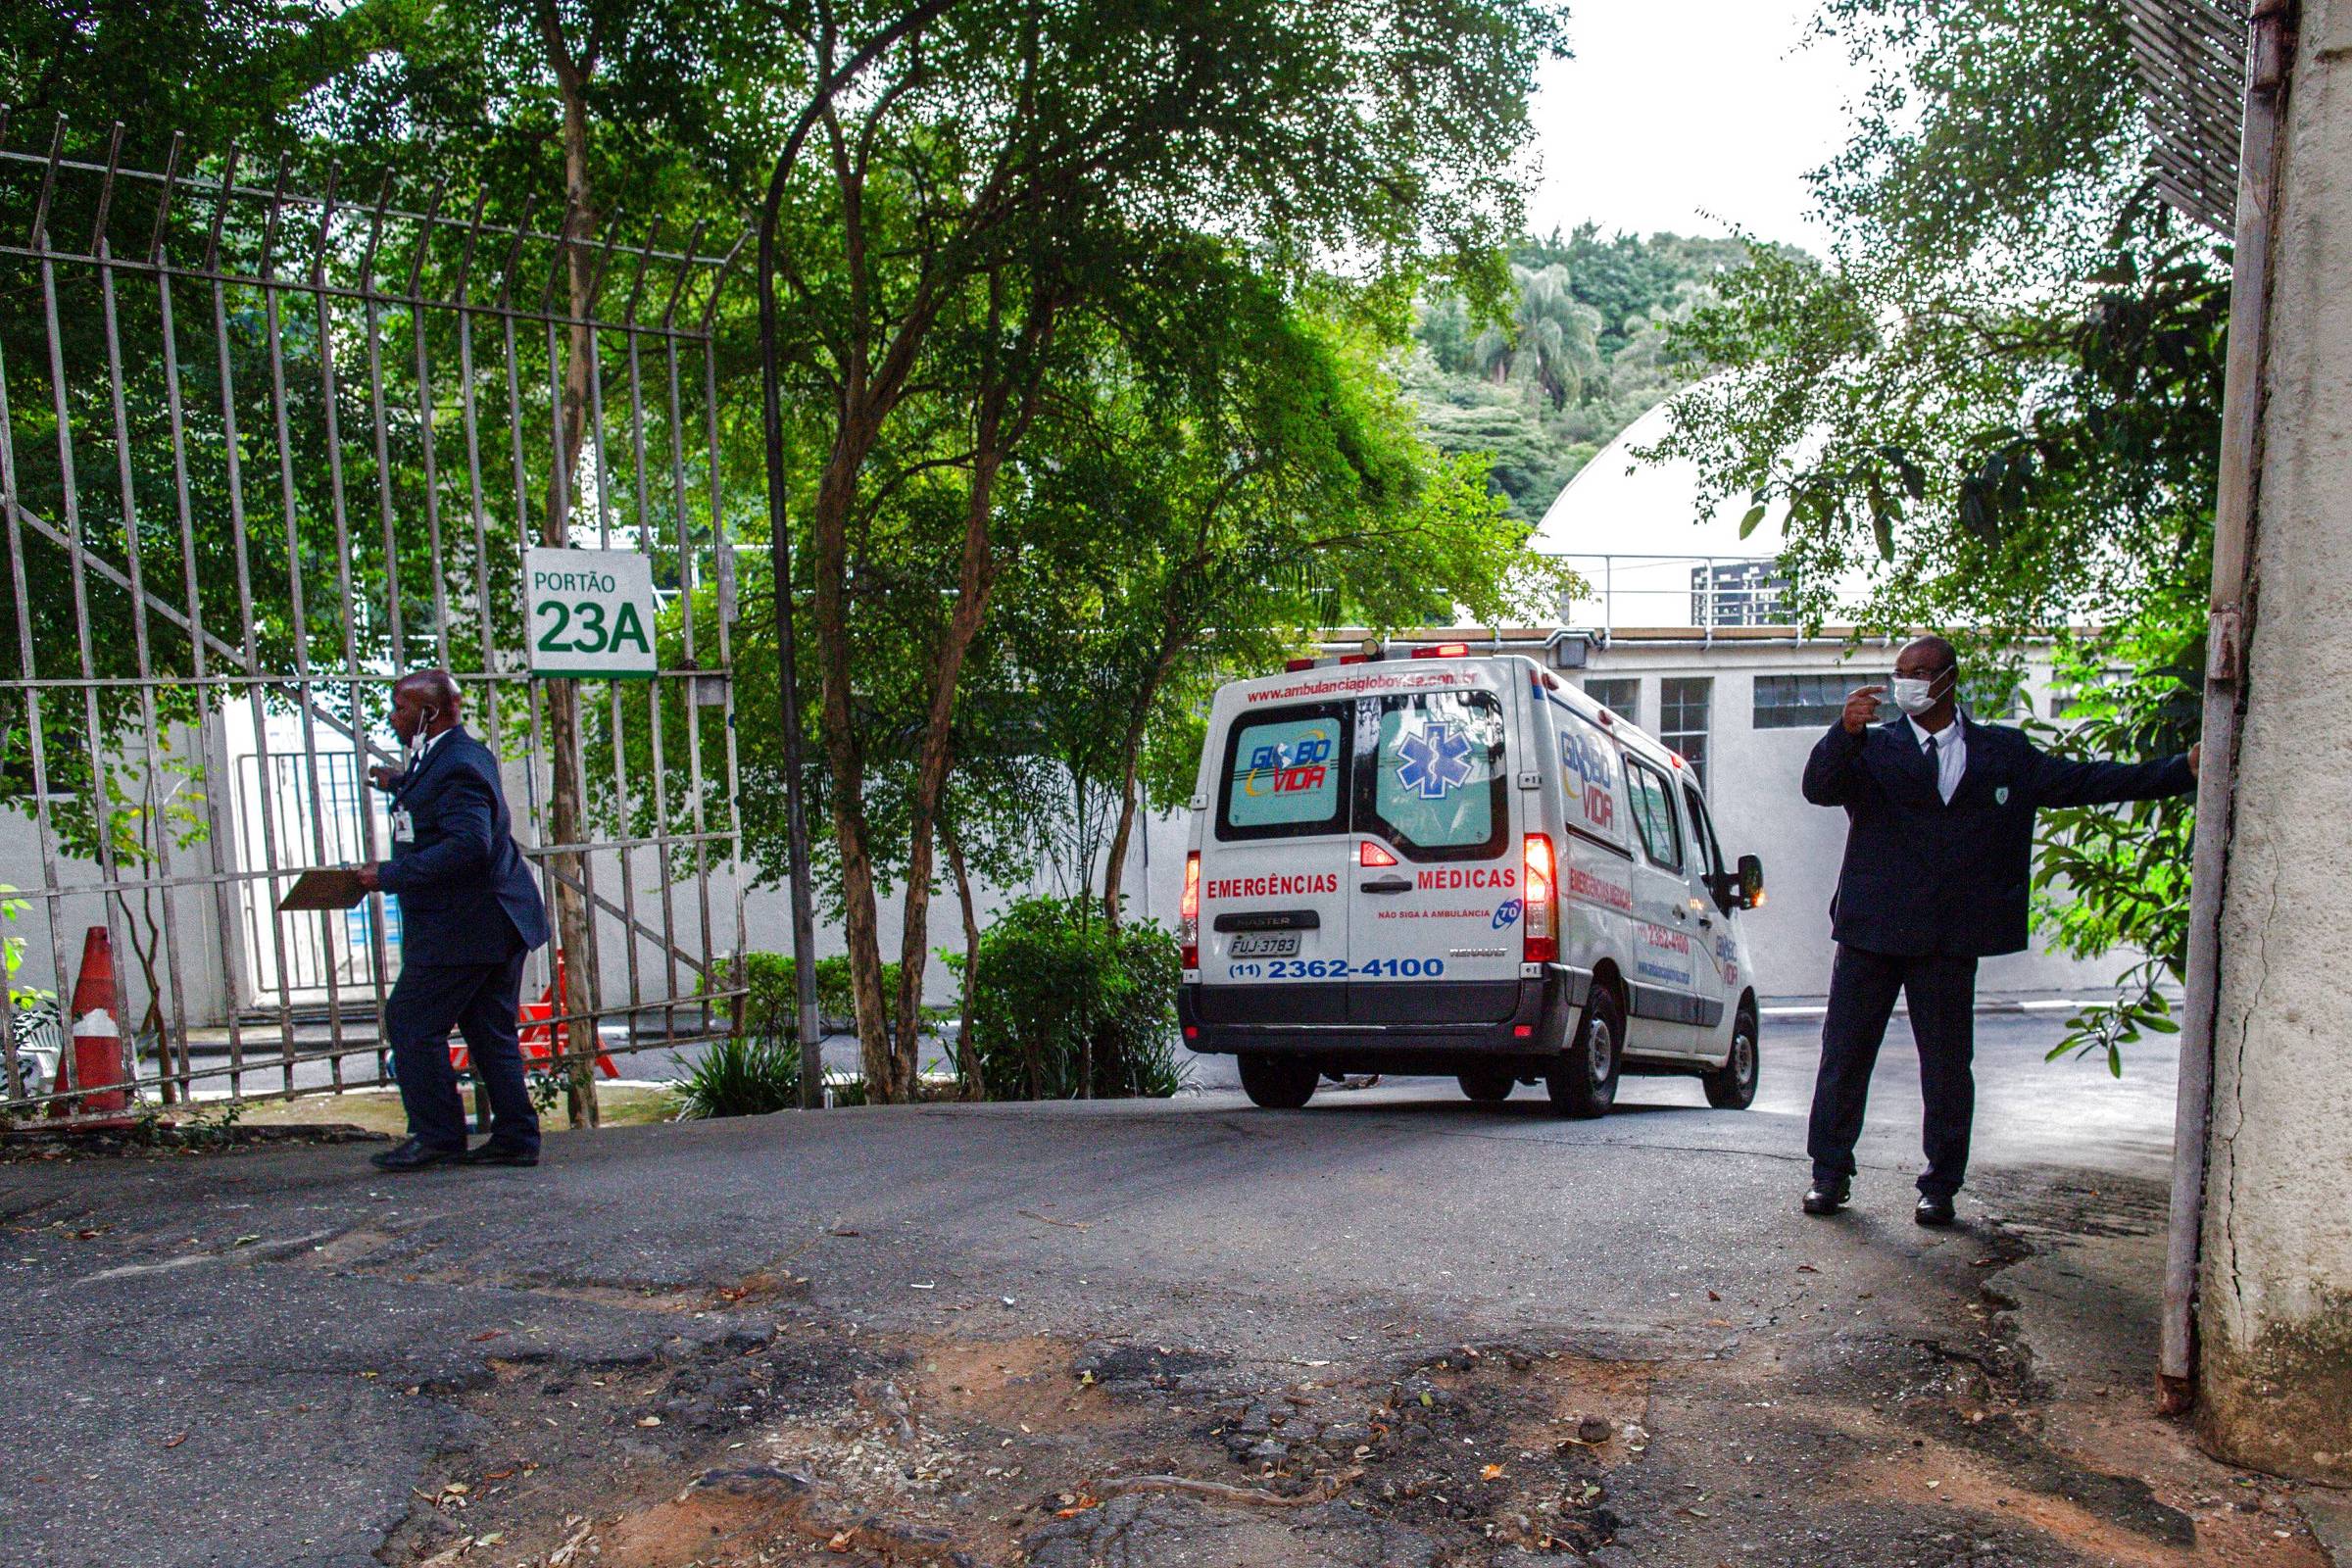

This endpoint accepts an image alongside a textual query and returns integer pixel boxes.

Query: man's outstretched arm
[2029,741,2200,808]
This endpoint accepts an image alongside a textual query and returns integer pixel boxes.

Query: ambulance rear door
[1348,672,1521,1023]
[1195,697,1354,1023]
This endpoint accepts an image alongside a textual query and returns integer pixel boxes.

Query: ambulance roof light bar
[1281,641,1472,673]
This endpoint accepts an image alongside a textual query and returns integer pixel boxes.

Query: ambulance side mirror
[1738,854,1765,909]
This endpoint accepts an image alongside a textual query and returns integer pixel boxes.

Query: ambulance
[1175,645,1766,1116]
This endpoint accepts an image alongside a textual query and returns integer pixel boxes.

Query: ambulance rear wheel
[1457,1067,1515,1103]
[1547,987,1623,1119]
[1238,1053,1318,1109]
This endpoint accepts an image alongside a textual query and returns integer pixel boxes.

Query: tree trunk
[1099,704,1152,932]
[940,809,984,1101]
[888,285,1057,1093]
[537,0,603,1127]
[1101,638,1185,930]
[808,421,898,1102]
[889,445,1005,1099]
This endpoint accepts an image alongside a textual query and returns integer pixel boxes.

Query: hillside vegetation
[1407,225,1770,521]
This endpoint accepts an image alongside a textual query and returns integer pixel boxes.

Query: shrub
[672,1036,802,1119]
[958,897,1185,1101]
[705,952,908,1044]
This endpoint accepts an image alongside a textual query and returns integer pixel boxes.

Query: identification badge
[391,808,416,843]
[1994,786,2010,806]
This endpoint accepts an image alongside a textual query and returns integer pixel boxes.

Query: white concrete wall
[2196,0,2352,1480]
[1569,639,2134,1000]
[0,635,2149,1033]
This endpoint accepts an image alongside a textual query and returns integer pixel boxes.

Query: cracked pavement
[0,1013,2335,1566]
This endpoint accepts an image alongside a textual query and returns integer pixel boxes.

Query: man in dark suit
[1799,636,2198,1225]
[356,669,552,1171]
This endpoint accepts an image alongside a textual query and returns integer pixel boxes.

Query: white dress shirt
[1907,713,1966,804]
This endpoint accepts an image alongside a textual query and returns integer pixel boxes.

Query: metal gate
[0,116,749,1118]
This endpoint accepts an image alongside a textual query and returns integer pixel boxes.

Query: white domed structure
[1531,394,1861,631]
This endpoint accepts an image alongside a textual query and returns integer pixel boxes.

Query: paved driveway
[0,1013,2322,1568]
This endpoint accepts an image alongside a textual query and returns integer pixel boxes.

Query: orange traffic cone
[52,925,132,1123]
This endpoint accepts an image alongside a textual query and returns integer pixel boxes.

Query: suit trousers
[1806,945,1979,1198]
[385,942,540,1153]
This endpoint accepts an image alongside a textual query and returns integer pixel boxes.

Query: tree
[1469,263,1600,410]
[760,0,1569,1101]
[1645,0,2224,1062]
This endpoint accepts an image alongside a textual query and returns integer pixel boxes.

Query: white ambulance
[1176,645,1766,1116]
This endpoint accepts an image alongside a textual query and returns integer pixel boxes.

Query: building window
[1691,562,1790,627]
[1583,677,1640,726]
[1659,677,1712,786]
[1752,672,1889,729]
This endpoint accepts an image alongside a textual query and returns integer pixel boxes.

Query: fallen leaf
[469,1331,504,1342]
[1706,1290,1721,1301]
[162,1434,187,1449]
[1796,1264,1819,1274]
[826,1530,855,1552]
[637,1416,662,1428]
[232,1235,260,1247]
[1480,1463,1505,1480]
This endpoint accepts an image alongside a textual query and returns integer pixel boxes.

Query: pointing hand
[1842,686,1886,735]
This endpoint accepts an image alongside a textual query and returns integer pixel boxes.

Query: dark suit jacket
[377,727,551,966]
[1801,714,2193,957]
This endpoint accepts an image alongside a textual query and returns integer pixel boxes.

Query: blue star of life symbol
[1396,721,1475,800]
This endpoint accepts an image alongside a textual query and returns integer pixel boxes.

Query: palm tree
[1471,264,1603,411]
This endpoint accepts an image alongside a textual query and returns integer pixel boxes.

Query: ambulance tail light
[1523,833,1558,964]
[1411,642,1470,660]
[1358,840,1398,867]
[1179,852,1200,968]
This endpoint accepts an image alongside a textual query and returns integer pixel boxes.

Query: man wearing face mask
[355,669,551,1171]
[1798,636,2198,1225]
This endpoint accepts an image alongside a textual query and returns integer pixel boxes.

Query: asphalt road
[2,1006,2269,1568]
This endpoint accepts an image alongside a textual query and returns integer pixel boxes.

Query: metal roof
[2125,0,2254,233]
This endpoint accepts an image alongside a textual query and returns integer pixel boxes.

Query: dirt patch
[375,1318,1680,1567]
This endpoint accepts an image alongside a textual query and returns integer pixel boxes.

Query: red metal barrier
[450,953,617,1080]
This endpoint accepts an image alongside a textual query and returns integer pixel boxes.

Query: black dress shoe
[369,1138,467,1172]
[463,1140,540,1168]
[1802,1178,1851,1216]
[1914,1194,1957,1227]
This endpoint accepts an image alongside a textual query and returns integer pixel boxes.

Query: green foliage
[955,897,1184,1102]
[703,951,919,1042]
[671,1035,801,1119]
[1405,227,1778,520]
[2030,597,2202,1075]
[1649,0,2222,1068]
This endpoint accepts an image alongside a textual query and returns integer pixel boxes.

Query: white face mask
[1890,675,1945,716]
[405,707,438,766]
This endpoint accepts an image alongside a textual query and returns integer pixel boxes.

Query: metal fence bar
[0,122,746,1122]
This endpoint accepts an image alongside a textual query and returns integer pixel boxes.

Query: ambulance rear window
[1217,704,1350,840]
[1366,690,1506,861]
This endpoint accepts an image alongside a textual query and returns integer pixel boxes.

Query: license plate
[1230,932,1300,958]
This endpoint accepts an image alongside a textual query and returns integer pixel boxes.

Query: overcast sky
[1523,0,1869,255]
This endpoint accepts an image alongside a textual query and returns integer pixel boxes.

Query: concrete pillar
[2196,0,2352,1482]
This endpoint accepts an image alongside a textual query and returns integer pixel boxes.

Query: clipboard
[278,867,370,911]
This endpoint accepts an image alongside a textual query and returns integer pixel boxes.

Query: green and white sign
[524,548,659,677]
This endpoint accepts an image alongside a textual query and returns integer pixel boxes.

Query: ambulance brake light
[1179,852,1200,968]
[1359,840,1398,867]
[1522,833,1558,965]
[1410,643,1470,660]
